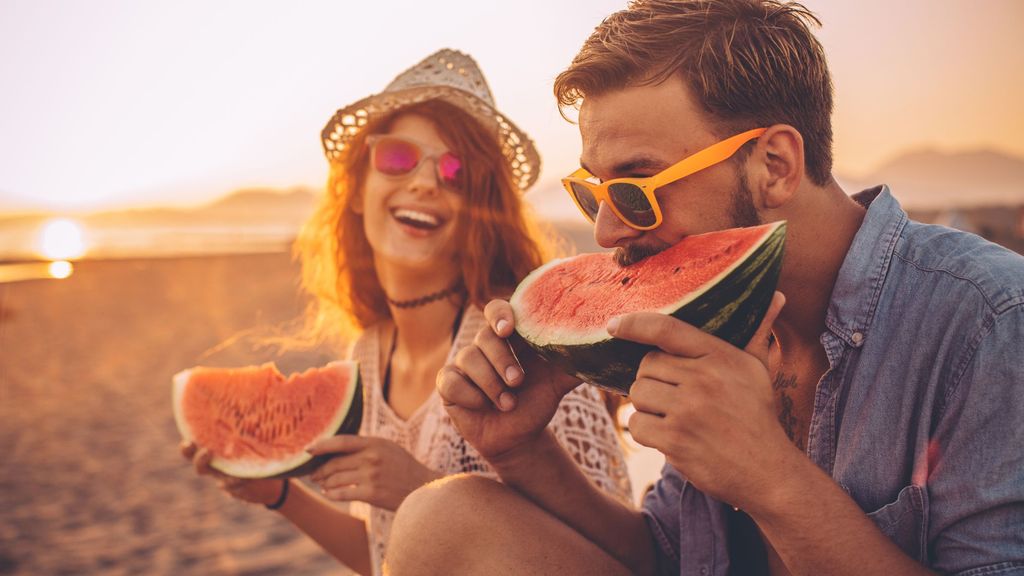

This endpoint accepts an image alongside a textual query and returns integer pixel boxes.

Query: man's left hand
[612,291,797,511]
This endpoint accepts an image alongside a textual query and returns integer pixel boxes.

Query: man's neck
[771,179,866,350]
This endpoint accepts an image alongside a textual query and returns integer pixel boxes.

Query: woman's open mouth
[391,207,445,231]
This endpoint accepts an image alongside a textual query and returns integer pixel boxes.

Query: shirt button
[700,567,709,575]
[851,331,864,346]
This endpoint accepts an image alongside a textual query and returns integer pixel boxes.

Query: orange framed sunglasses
[562,127,767,230]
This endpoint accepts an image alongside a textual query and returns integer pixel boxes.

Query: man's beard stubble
[612,173,760,267]
[614,243,663,267]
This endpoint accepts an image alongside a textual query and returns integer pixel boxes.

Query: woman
[182,49,631,576]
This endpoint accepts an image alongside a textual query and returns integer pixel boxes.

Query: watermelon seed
[674,267,680,273]
[621,276,630,285]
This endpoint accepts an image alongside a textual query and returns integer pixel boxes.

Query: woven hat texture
[321,49,541,191]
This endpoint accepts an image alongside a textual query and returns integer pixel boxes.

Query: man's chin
[613,243,668,267]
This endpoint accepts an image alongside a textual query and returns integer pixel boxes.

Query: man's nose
[594,201,643,249]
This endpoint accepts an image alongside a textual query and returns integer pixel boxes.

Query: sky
[1,0,1022,214]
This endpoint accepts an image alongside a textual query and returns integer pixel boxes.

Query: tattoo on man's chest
[773,373,805,450]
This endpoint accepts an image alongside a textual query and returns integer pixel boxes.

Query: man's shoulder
[894,218,1024,315]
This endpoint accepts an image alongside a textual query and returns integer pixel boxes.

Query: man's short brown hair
[555,0,834,185]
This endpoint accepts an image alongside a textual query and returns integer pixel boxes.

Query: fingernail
[499,391,516,411]
[504,365,522,384]
[496,319,509,334]
[607,316,620,334]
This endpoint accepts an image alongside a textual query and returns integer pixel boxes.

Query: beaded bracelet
[265,478,290,510]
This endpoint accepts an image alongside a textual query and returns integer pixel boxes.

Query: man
[388,1,1024,574]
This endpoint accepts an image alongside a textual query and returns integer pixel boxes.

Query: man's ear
[746,125,804,210]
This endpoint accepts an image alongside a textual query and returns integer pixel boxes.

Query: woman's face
[357,113,465,273]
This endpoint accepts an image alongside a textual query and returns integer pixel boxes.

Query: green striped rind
[172,361,364,479]
[518,222,786,396]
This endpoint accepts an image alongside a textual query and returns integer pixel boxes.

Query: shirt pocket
[865,484,929,562]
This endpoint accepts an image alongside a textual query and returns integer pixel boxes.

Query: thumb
[744,291,785,367]
[306,434,368,456]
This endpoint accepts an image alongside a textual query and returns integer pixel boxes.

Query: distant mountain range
[840,148,1024,210]
[87,187,320,227]
[0,187,320,228]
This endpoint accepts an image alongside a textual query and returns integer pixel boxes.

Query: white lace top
[347,306,632,576]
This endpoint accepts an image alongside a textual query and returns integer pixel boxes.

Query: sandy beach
[0,253,348,575]
[0,250,662,575]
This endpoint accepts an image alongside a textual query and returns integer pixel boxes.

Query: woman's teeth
[392,208,441,230]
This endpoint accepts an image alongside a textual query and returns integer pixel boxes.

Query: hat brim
[321,85,541,192]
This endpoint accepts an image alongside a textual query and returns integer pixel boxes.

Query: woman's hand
[306,436,441,511]
[180,441,286,507]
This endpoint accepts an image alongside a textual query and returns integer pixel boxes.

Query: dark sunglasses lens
[374,138,420,175]
[437,152,463,189]
[569,182,600,221]
[608,183,655,227]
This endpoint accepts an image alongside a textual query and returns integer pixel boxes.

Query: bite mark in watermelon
[510,221,786,395]
[172,361,362,478]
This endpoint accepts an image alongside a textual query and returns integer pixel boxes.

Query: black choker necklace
[385,280,464,309]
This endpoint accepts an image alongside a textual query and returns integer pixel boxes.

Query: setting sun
[38,218,86,260]
[48,260,74,279]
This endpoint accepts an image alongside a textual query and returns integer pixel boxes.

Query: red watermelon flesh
[511,222,786,394]
[173,361,362,478]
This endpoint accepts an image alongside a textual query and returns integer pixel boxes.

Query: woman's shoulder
[348,323,383,359]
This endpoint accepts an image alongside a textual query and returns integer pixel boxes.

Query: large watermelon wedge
[172,361,362,478]
[510,221,786,395]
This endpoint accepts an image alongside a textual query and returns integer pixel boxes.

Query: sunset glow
[38,218,86,260]
[1,0,1022,213]
[48,260,73,279]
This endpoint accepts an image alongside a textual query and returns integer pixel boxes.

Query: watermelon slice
[172,361,362,478]
[510,221,786,395]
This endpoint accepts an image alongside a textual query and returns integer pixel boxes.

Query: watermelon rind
[173,361,363,479]
[511,221,786,396]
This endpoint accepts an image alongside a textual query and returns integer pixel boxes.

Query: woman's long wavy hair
[294,99,555,350]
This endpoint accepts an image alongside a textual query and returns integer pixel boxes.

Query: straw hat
[321,49,541,192]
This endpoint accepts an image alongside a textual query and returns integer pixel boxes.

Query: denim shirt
[642,187,1024,576]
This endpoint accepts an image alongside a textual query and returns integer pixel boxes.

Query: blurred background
[1,0,1022,574]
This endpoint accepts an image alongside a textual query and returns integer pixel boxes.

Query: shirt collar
[825,185,908,348]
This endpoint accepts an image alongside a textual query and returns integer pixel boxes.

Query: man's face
[578,77,759,265]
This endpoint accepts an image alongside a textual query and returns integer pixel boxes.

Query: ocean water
[0,221,299,261]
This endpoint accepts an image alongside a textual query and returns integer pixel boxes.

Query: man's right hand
[437,299,582,463]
